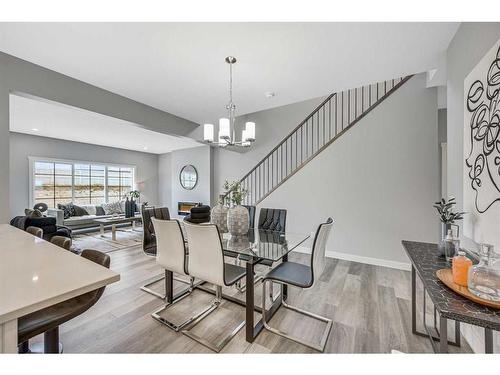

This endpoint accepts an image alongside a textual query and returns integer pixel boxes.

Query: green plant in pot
[433,197,466,256]
[224,180,249,236]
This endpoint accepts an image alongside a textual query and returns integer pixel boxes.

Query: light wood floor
[38,234,471,353]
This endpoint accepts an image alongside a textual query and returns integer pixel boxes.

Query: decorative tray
[436,269,500,310]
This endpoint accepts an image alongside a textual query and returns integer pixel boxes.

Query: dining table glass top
[221,228,310,262]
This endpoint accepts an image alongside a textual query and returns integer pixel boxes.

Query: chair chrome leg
[141,271,191,299]
[262,280,332,352]
[152,277,207,332]
[181,286,246,353]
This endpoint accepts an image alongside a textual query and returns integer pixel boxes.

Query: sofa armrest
[47,208,64,226]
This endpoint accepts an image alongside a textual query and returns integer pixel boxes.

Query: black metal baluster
[328,98,331,141]
[341,91,344,131]
[322,106,325,146]
[335,94,338,135]
[348,89,350,125]
[295,131,299,169]
[355,87,357,119]
[362,86,364,113]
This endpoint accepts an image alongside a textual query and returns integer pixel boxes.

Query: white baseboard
[293,246,411,271]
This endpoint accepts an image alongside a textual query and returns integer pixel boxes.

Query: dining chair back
[258,208,287,232]
[50,235,72,251]
[242,205,256,228]
[310,217,334,288]
[141,206,170,256]
[184,222,225,286]
[140,206,172,299]
[26,226,43,238]
[151,218,187,276]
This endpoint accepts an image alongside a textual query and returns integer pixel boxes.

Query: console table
[402,240,499,353]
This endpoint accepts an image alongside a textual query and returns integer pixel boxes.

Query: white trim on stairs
[293,246,411,271]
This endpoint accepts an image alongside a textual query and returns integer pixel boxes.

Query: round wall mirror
[179,164,198,190]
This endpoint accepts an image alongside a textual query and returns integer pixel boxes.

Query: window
[74,164,106,205]
[107,166,133,203]
[31,158,135,208]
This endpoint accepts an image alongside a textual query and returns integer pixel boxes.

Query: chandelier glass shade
[203,56,255,148]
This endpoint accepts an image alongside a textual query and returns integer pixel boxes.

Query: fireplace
[177,201,201,216]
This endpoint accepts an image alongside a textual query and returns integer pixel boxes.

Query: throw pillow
[102,201,123,215]
[80,205,96,216]
[57,203,72,219]
[95,206,106,216]
[72,205,89,217]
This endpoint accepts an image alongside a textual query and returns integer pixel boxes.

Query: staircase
[227,75,413,206]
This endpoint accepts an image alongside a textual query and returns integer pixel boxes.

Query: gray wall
[438,109,447,197]
[446,23,500,211]
[158,146,211,216]
[9,132,159,217]
[215,73,439,267]
[0,52,198,223]
[158,153,172,210]
[445,22,500,354]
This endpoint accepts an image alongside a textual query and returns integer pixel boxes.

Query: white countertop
[0,224,120,324]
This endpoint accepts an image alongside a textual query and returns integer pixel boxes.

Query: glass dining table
[166,226,310,343]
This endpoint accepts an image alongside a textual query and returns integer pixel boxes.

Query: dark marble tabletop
[402,240,500,330]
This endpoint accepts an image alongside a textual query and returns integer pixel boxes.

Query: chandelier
[203,56,255,148]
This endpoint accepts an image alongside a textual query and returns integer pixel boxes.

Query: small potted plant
[433,197,465,256]
[224,180,249,236]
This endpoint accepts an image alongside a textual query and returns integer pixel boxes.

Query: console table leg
[411,265,417,335]
[485,328,493,354]
[439,316,448,353]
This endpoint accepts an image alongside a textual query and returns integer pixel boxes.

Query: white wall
[158,145,211,216]
[446,22,500,354]
[9,132,159,217]
[214,74,439,268]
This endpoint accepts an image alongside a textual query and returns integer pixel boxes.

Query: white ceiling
[0,23,459,125]
[9,94,202,154]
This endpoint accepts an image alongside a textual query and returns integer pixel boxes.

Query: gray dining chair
[26,226,43,238]
[50,235,72,251]
[261,217,334,352]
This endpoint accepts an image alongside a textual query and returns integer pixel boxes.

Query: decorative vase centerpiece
[211,194,229,233]
[433,197,465,259]
[224,180,249,237]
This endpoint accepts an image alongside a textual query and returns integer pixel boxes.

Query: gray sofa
[47,203,133,231]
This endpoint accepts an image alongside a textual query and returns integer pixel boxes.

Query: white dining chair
[182,221,247,352]
[150,218,203,332]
